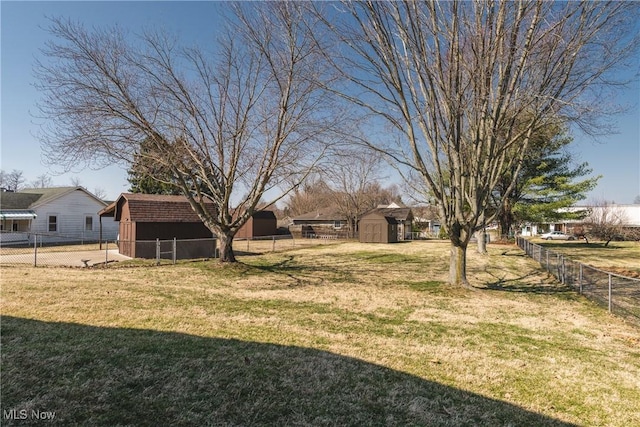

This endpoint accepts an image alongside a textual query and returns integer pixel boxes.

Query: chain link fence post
[579,264,583,294]
[608,273,612,313]
[173,237,177,265]
[33,233,38,267]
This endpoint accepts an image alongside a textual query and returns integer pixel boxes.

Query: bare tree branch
[315,0,638,285]
[35,4,342,262]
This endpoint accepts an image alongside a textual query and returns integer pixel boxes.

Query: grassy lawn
[2,241,639,426]
[531,238,640,276]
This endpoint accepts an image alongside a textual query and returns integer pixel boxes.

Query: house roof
[292,207,347,222]
[0,192,42,209]
[363,207,413,222]
[111,193,217,223]
[0,187,106,211]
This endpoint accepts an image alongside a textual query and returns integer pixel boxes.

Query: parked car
[540,231,576,240]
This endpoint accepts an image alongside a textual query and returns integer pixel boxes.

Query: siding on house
[0,187,118,244]
[290,208,348,237]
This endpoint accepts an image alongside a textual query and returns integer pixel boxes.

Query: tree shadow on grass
[480,268,577,296]
[243,255,360,287]
[1,316,577,426]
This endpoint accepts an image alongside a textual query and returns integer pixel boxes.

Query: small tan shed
[359,211,398,243]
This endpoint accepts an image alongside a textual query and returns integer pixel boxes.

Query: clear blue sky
[2,1,639,203]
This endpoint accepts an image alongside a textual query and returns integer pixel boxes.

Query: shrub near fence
[517,237,640,324]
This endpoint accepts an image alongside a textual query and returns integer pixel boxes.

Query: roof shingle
[115,193,217,222]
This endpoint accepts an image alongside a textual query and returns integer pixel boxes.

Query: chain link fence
[0,232,345,267]
[0,231,122,267]
[517,237,640,324]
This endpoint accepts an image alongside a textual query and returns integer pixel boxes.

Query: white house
[0,186,119,245]
[519,204,640,236]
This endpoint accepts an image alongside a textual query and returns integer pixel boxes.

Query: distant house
[99,193,278,259]
[290,208,348,238]
[0,186,118,245]
[412,205,441,237]
[519,204,640,237]
[378,205,414,240]
[359,206,414,243]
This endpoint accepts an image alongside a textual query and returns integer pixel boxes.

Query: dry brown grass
[2,240,639,426]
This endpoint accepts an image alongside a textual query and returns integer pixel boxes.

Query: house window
[85,216,93,231]
[334,221,343,229]
[12,223,18,232]
[48,215,57,232]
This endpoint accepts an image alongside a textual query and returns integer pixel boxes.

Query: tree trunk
[476,229,487,254]
[498,199,513,240]
[449,243,470,288]
[218,232,237,263]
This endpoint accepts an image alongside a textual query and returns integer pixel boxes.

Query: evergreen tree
[493,124,599,238]
[127,138,185,195]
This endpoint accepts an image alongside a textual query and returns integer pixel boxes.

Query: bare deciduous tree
[0,169,26,192]
[284,179,335,217]
[326,149,390,238]
[29,174,53,189]
[92,187,107,201]
[317,1,638,286]
[584,200,629,247]
[36,4,339,262]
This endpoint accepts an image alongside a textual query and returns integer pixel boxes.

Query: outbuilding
[359,211,399,243]
[99,193,278,259]
[359,207,414,243]
[100,193,217,259]
[235,210,277,239]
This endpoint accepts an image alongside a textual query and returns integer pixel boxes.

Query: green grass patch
[404,280,448,292]
[534,239,640,274]
[2,241,639,426]
[349,250,426,264]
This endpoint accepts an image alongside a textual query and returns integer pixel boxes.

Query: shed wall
[359,215,398,243]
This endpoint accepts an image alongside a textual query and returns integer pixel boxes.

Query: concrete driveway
[0,249,131,267]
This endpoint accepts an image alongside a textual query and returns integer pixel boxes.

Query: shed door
[120,222,134,257]
[363,223,381,242]
[373,223,381,242]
